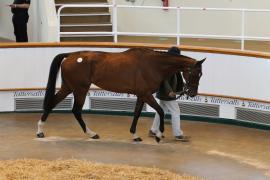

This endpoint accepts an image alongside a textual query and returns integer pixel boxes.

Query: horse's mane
[126,47,196,62]
[154,49,196,61]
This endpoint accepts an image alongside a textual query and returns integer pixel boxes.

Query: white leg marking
[37,119,44,134]
[86,127,97,137]
[132,133,140,139]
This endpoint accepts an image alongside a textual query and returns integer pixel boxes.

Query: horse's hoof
[155,136,161,143]
[133,137,143,142]
[36,132,45,138]
[91,134,100,139]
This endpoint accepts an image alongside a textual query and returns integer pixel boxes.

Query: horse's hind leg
[144,94,164,143]
[130,97,144,142]
[72,87,99,139]
[37,85,71,138]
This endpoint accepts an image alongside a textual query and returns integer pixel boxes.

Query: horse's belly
[91,65,150,94]
[92,77,135,94]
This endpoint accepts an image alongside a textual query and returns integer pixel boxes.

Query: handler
[9,0,31,42]
[149,47,190,142]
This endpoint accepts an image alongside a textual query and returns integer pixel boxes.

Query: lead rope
[176,83,189,99]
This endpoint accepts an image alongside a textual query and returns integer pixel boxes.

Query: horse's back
[60,49,162,94]
[91,49,158,94]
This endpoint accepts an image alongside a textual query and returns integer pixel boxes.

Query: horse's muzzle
[186,89,197,97]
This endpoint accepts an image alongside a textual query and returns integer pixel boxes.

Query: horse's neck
[156,56,195,77]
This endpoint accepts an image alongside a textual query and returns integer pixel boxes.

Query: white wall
[112,0,270,37]
[1,0,270,42]
[0,0,16,41]
[32,0,58,42]
[0,47,270,101]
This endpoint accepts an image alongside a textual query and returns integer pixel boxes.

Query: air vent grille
[90,98,147,111]
[179,102,219,117]
[236,107,270,125]
[15,98,72,111]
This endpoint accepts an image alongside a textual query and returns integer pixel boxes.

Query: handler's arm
[10,3,30,9]
[163,80,175,97]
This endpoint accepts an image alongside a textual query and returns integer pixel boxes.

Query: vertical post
[241,10,245,50]
[57,6,62,42]
[176,7,181,45]
[112,2,118,43]
[32,0,39,41]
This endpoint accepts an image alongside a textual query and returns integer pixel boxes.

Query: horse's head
[182,58,205,97]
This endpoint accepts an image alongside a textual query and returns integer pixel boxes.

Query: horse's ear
[196,58,206,66]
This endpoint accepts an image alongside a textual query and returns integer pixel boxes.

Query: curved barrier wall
[1,42,270,129]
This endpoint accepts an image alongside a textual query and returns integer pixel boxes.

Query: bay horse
[36,48,205,142]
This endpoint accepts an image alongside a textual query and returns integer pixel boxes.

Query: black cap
[168,46,181,55]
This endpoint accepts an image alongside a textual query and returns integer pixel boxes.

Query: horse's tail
[43,53,70,111]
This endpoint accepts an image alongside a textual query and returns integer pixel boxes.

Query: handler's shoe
[175,135,190,142]
[148,130,165,138]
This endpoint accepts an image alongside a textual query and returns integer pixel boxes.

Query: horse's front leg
[144,94,164,143]
[130,97,144,142]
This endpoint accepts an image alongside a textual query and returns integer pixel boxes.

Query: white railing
[57,4,270,50]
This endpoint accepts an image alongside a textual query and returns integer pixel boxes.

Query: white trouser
[151,100,183,136]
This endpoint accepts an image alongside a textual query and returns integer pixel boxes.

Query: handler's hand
[8,4,16,8]
[168,91,176,97]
